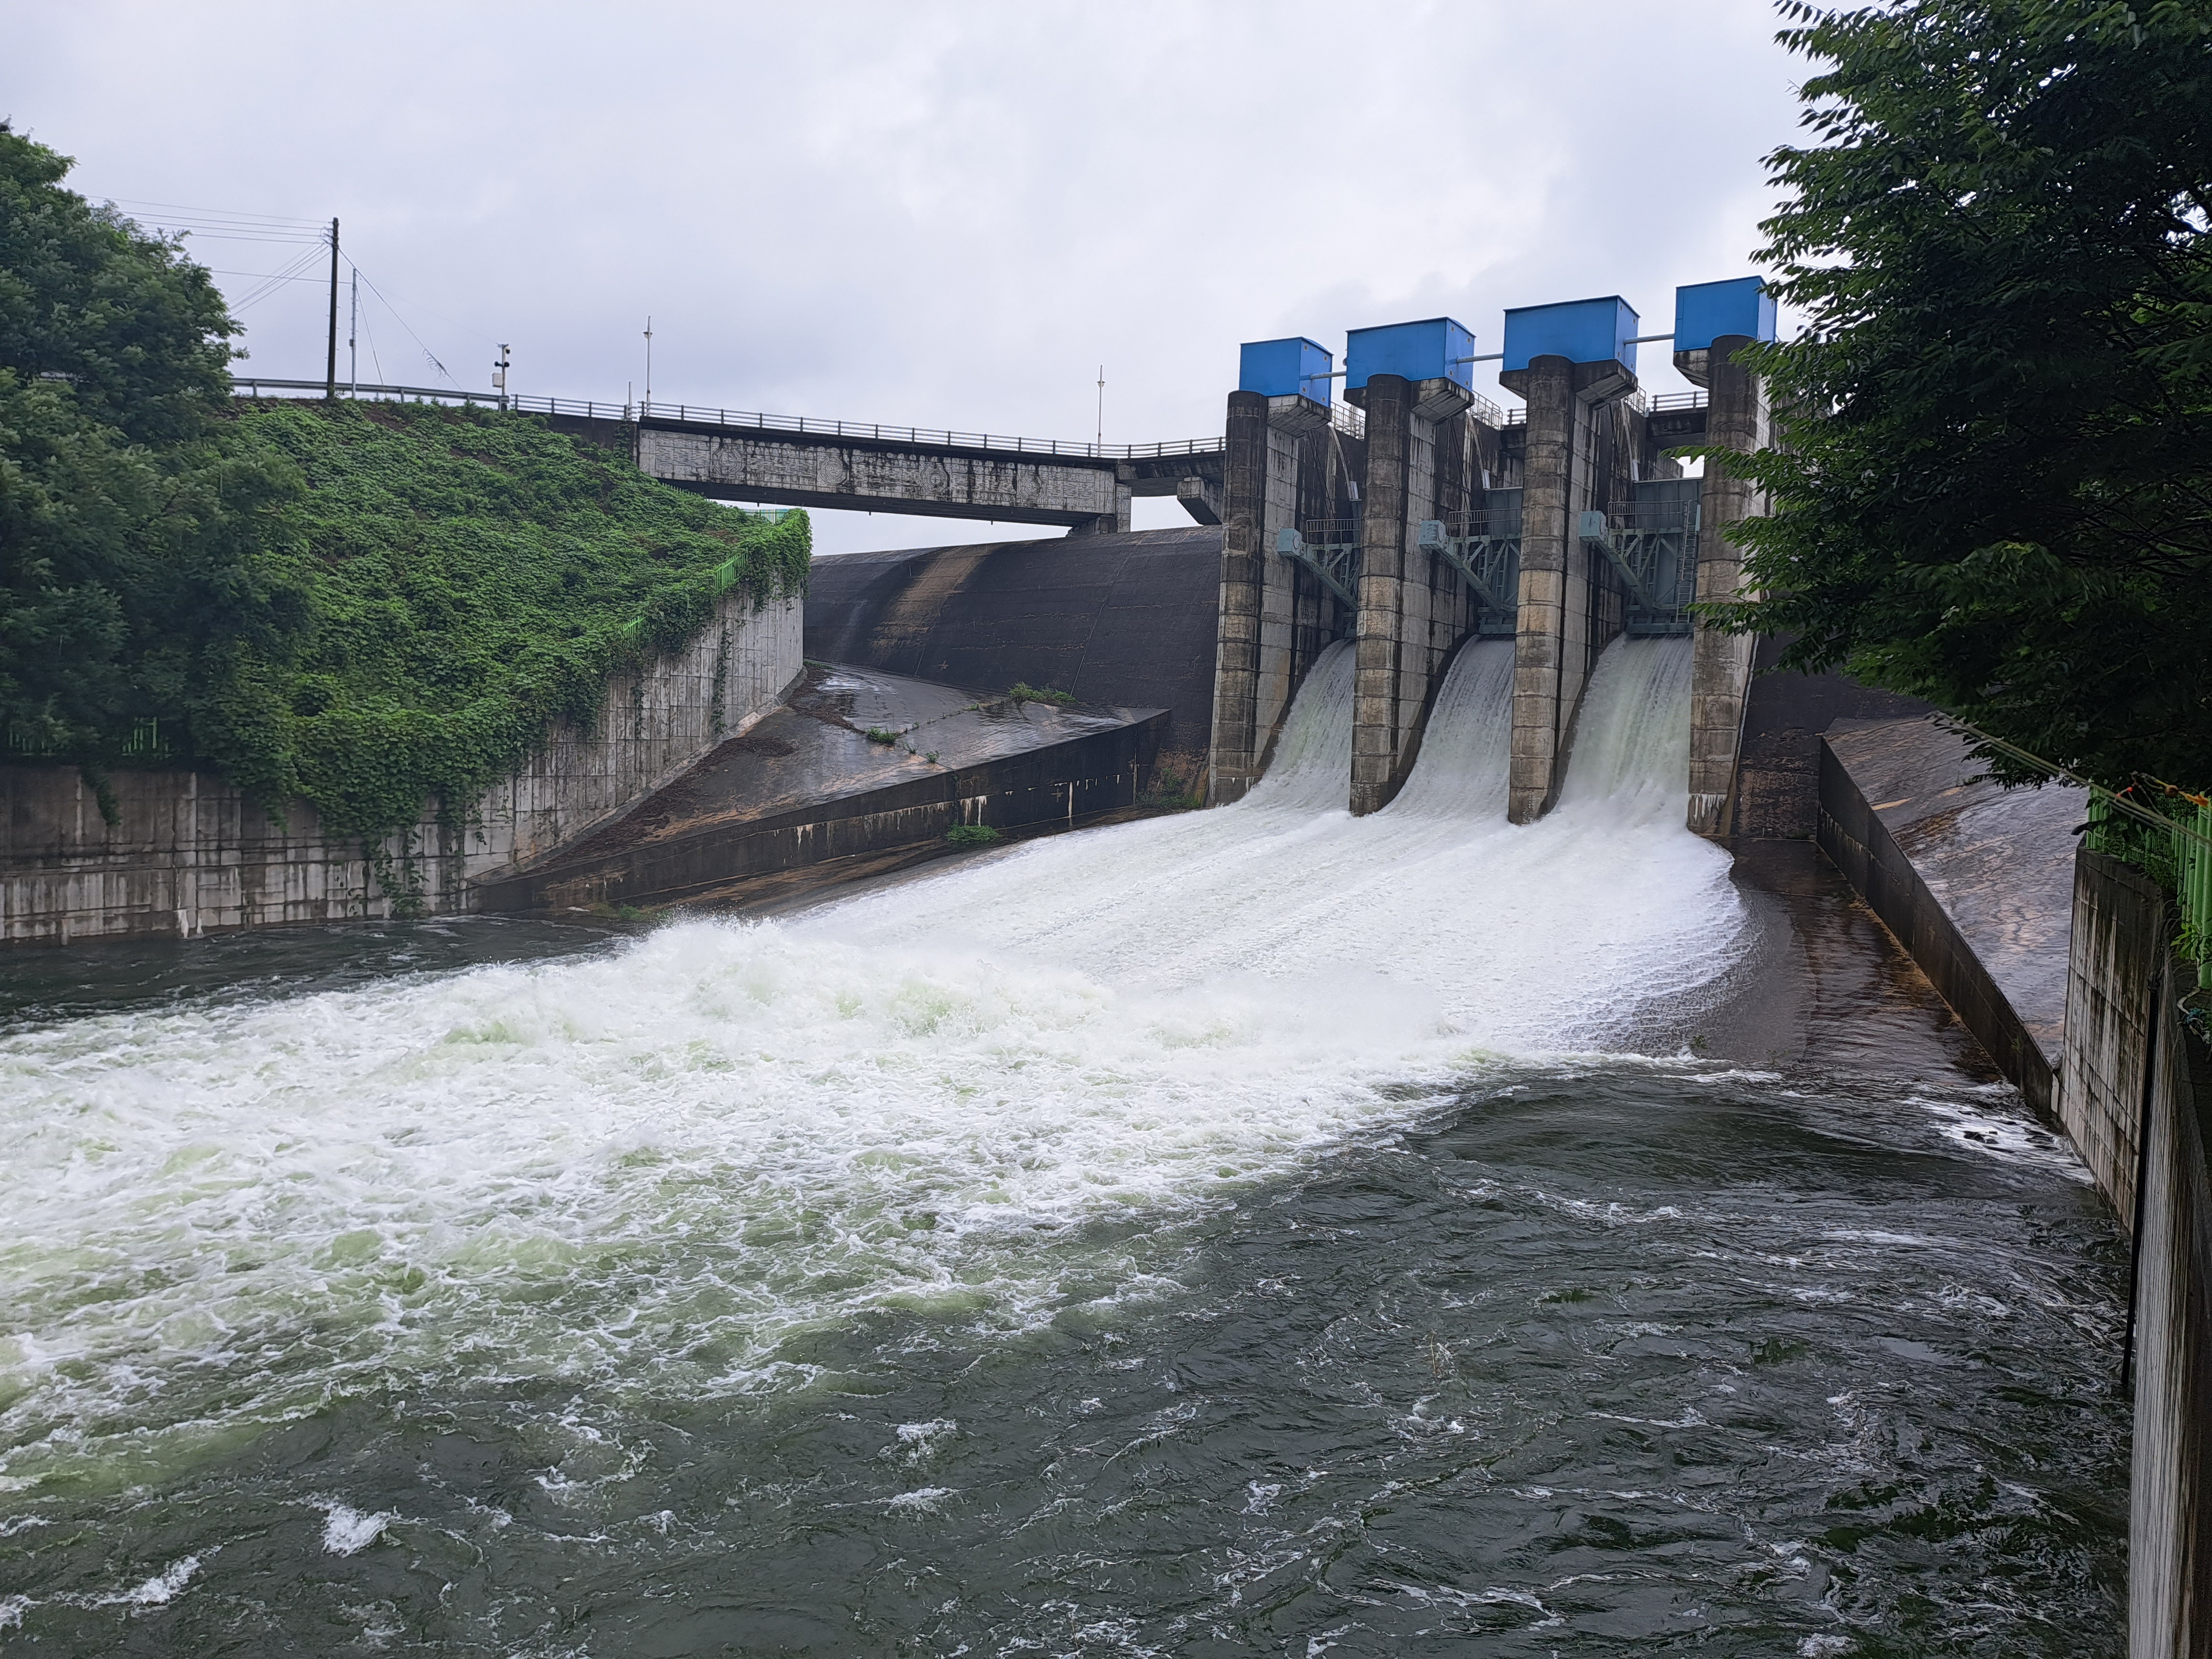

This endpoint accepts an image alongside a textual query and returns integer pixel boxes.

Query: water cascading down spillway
[0,629,2126,1653]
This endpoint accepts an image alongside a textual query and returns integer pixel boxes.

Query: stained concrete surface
[1824,717,2086,1061]
[550,664,1152,863]
[805,527,1221,781]
[1730,637,1931,841]
[476,664,1163,914]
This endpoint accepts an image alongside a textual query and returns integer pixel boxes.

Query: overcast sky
[7,1,1812,553]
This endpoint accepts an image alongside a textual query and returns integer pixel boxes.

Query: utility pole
[348,269,358,397]
[643,316,653,415]
[1095,364,1105,448]
[324,217,340,401]
[493,343,511,410]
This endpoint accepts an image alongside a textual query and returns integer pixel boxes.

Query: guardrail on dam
[231,378,1230,536]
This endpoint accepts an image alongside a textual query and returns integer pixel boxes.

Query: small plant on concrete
[1138,753,1205,811]
[924,752,940,764]
[864,726,900,744]
[945,824,1001,848]
[1007,683,1075,707]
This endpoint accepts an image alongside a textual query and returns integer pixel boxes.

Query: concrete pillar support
[1206,391,1271,804]
[1681,334,1770,839]
[1206,393,1348,804]
[1351,376,1412,817]
[1065,480,1133,537]
[1500,356,1632,822]
[1348,375,1477,816]
[1504,357,1575,823]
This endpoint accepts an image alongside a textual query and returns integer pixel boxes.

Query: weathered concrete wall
[2061,851,2212,1656]
[1206,391,1273,806]
[1731,638,1932,841]
[1680,337,1770,838]
[1348,376,1487,815]
[805,527,1220,798]
[1815,723,2074,1112]
[1500,356,1635,822]
[478,715,1161,914]
[2062,850,2167,1221]
[1206,394,1357,806]
[1,590,802,945]
[641,427,1132,532]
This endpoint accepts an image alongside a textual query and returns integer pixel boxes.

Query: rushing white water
[0,634,1748,1490]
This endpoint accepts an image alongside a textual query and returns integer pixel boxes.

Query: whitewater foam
[0,634,1747,1488]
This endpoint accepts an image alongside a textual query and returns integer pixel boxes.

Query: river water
[0,641,2128,1655]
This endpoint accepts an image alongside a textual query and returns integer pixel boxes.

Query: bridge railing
[231,376,509,407]
[585,398,1220,461]
[225,377,1224,462]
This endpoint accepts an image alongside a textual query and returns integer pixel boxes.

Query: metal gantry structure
[1420,501,1524,638]
[1578,498,1701,635]
[1275,520,1362,610]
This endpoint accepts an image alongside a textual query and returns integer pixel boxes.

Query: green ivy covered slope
[195,401,809,841]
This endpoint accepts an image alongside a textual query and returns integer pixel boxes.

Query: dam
[0,283,2196,1655]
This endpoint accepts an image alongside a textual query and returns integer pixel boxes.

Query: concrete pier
[1681,333,1771,837]
[1205,371,1360,806]
[1501,348,1635,823]
[1346,372,1487,814]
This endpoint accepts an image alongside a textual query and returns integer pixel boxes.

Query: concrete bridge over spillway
[232,378,1232,535]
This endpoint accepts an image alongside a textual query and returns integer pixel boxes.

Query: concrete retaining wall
[476,714,1161,913]
[1815,732,2059,1111]
[1731,639,1931,841]
[806,528,1220,796]
[2063,851,2168,1220]
[2063,850,2212,1656]
[1,590,802,945]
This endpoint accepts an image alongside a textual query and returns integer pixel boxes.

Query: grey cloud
[5,0,1805,551]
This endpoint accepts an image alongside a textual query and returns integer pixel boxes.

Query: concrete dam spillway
[0,629,2127,1653]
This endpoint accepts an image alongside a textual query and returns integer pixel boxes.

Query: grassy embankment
[145,401,808,842]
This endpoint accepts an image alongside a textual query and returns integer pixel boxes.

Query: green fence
[2086,788,2212,990]
[2,718,178,767]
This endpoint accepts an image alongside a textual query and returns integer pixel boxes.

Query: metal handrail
[1330,400,1366,441]
[1463,391,1506,429]
[1646,391,1710,413]
[231,376,508,407]
[593,397,1221,460]
[225,376,1223,461]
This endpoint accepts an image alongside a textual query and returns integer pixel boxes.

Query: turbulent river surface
[1,640,2128,1655]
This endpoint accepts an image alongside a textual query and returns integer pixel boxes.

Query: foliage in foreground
[0,121,299,769]
[1717,0,2212,789]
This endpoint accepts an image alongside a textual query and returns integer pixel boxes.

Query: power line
[231,242,329,312]
[351,266,460,387]
[106,195,321,224]
[104,197,328,245]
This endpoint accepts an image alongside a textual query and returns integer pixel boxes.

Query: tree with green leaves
[1722,0,2212,789]
[0,121,304,765]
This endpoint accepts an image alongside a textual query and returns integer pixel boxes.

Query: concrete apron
[475,664,1165,916]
